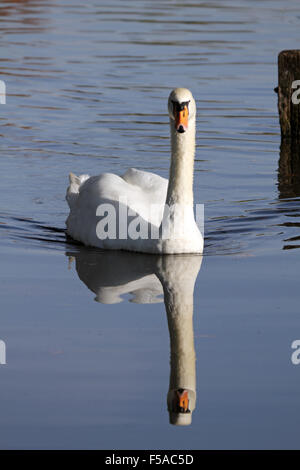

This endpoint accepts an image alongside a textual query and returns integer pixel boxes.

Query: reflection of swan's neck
[166,286,196,391]
[166,118,196,207]
[156,256,200,426]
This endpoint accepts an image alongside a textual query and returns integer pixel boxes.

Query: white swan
[66,88,203,254]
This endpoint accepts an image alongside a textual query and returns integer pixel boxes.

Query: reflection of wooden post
[278,138,300,198]
[277,50,300,137]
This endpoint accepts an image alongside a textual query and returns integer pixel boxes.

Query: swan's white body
[66,88,203,254]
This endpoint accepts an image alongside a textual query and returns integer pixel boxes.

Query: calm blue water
[0,0,300,449]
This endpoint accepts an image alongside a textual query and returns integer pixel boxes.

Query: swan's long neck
[166,118,196,207]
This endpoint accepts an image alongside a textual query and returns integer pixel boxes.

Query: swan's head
[168,88,196,134]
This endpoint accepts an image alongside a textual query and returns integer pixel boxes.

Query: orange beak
[174,106,189,133]
[177,389,189,412]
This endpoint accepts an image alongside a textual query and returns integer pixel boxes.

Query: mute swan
[66,88,203,254]
[67,248,202,425]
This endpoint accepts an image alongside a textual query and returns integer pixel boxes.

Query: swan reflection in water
[66,248,202,426]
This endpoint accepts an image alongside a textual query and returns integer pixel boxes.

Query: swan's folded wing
[66,170,168,245]
[121,168,168,203]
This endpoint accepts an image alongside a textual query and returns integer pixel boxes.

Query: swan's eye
[171,100,190,116]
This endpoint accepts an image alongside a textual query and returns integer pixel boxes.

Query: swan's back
[66,168,168,250]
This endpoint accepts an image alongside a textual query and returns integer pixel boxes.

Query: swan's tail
[66,172,90,209]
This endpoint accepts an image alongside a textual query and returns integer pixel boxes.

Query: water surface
[1,0,300,449]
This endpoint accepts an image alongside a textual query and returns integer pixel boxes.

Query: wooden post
[277,50,300,137]
[278,138,300,198]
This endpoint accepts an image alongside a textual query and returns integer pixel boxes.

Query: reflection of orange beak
[174,106,188,133]
[177,389,189,412]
